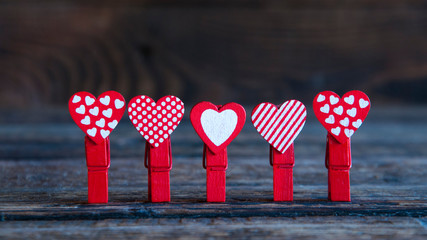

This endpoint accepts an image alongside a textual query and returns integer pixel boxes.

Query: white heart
[340,117,349,127]
[352,119,362,128]
[103,108,112,118]
[81,116,90,125]
[100,129,110,138]
[76,105,85,114]
[334,106,343,115]
[320,104,330,114]
[100,96,110,105]
[317,94,326,102]
[344,95,354,105]
[345,128,354,138]
[85,96,95,106]
[89,107,99,116]
[115,99,125,109]
[108,120,118,129]
[347,108,357,117]
[331,127,341,136]
[330,96,339,105]
[72,95,81,103]
[359,99,369,108]
[96,118,105,128]
[87,128,97,137]
[201,109,237,146]
[325,115,335,124]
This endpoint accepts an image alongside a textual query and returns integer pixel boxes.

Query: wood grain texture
[1,1,427,108]
[0,217,426,239]
[0,106,426,239]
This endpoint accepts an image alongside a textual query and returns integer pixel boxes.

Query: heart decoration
[313,90,371,143]
[128,95,184,147]
[69,91,125,144]
[190,102,246,153]
[251,100,307,154]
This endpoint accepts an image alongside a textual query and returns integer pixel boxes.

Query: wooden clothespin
[313,90,371,201]
[85,136,110,203]
[251,100,307,201]
[144,139,172,202]
[69,91,126,203]
[190,102,246,202]
[127,95,184,202]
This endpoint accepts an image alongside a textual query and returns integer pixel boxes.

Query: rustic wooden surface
[1,1,427,107]
[0,106,426,239]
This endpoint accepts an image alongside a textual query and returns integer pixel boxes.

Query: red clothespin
[145,139,172,202]
[127,95,184,203]
[251,100,307,201]
[203,143,228,202]
[313,90,371,201]
[190,102,246,202]
[85,136,110,203]
[270,144,294,201]
[69,91,126,203]
[325,133,351,201]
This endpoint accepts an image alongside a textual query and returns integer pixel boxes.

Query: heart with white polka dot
[128,95,184,147]
[69,91,125,144]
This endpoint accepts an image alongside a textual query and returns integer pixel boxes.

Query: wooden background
[0,106,426,239]
[1,0,427,108]
[1,2,427,238]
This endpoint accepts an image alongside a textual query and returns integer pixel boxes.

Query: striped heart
[251,100,307,154]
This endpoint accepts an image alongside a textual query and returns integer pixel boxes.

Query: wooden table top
[0,106,426,239]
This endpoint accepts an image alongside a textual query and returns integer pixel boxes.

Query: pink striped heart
[251,100,307,153]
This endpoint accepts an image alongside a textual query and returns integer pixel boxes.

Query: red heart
[127,95,184,147]
[251,100,307,154]
[313,90,371,143]
[69,91,125,144]
[190,102,246,153]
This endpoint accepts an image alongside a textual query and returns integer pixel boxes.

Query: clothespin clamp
[251,100,306,201]
[85,136,110,203]
[202,143,228,202]
[69,91,126,203]
[127,95,185,203]
[325,133,351,201]
[144,138,173,202]
[190,102,246,202]
[270,144,295,201]
[313,90,370,201]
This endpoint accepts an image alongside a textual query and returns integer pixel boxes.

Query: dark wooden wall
[1,0,427,108]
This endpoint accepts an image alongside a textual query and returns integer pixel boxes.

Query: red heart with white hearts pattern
[313,90,371,143]
[128,95,184,147]
[251,100,307,154]
[190,102,246,153]
[69,91,125,144]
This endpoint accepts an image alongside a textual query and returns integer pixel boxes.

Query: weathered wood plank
[0,106,426,239]
[1,156,426,221]
[1,217,427,239]
[0,107,425,221]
